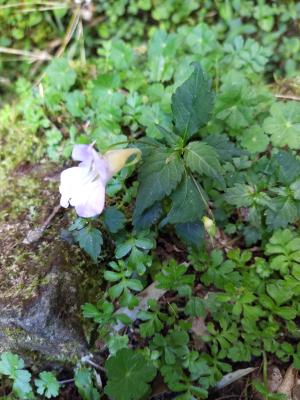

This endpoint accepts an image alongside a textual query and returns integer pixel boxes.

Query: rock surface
[0,162,99,366]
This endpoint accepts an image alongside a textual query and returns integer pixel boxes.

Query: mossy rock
[0,161,101,367]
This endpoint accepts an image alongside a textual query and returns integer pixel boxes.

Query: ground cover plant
[1,0,300,399]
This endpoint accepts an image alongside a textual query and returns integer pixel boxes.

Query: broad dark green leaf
[133,202,163,230]
[224,184,255,207]
[134,147,184,217]
[171,63,214,140]
[162,174,206,225]
[204,134,245,161]
[175,222,204,248]
[103,207,126,233]
[105,348,156,400]
[184,141,223,183]
[75,228,103,263]
[273,150,300,185]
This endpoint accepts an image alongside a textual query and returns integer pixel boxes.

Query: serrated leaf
[240,125,269,153]
[133,202,163,230]
[162,174,206,225]
[46,58,76,91]
[0,352,24,376]
[264,102,300,149]
[103,207,126,233]
[35,372,59,399]
[75,227,103,263]
[74,368,100,400]
[65,90,86,117]
[12,369,32,398]
[134,147,184,217]
[265,197,298,229]
[184,141,223,183]
[104,348,157,400]
[171,63,214,140]
[175,222,204,248]
[224,184,255,207]
[204,134,244,161]
[273,150,300,185]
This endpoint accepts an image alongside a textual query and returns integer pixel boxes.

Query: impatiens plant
[133,63,223,244]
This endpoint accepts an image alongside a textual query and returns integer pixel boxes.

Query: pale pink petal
[72,144,94,163]
[74,179,106,217]
[59,166,92,208]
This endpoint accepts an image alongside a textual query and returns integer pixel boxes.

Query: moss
[0,161,103,366]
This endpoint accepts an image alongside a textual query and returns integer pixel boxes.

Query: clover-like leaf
[104,348,157,400]
[240,125,269,153]
[263,102,300,149]
[46,58,77,91]
[35,371,60,399]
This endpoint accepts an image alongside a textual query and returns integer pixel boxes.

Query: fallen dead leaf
[215,367,257,390]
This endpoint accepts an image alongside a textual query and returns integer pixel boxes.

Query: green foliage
[264,102,300,149]
[104,349,157,400]
[134,63,223,244]
[103,206,126,234]
[171,63,214,140]
[69,219,103,263]
[2,2,300,399]
[0,352,33,399]
[34,372,59,399]
[74,368,100,400]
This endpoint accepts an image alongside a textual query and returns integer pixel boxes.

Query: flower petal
[72,144,94,163]
[74,179,106,217]
[59,166,93,208]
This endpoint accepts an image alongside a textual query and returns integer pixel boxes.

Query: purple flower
[59,144,141,218]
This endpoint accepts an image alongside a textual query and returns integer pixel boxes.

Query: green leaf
[273,150,300,185]
[184,141,223,183]
[290,179,300,200]
[185,298,206,317]
[65,90,86,117]
[0,352,24,376]
[104,348,157,400]
[103,207,126,233]
[264,102,300,149]
[74,227,103,263]
[240,125,269,153]
[148,30,178,82]
[204,134,244,161]
[266,281,294,306]
[0,353,33,399]
[133,202,163,230]
[12,369,32,399]
[265,197,298,229]
[46,58,77,91]
[224,184,255,207]
[134,147,184,217]
[74,368,100,400]
[171,63,214,140]
[175,222,204,248]
[162,174,206,225]
[155,259,195,290]
[35,372,59,399]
